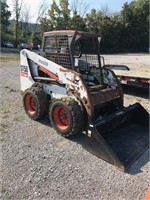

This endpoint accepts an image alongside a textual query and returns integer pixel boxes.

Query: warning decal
[21,65,28,77]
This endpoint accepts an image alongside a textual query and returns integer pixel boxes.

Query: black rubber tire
[49,98,84,137]
[115,97,124,109]
[23,86,48,120]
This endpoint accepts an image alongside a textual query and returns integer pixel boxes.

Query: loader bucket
[82,103,149,171]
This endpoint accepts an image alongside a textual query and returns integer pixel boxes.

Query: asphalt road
[0,59,149,200]
[1,47,20,54]
[0,47,40,54]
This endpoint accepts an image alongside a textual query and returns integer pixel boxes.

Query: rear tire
[115,97,123,109]
[23,87,48,120]
[49,98,84,137]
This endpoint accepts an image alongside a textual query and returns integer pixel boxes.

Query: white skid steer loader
[20,30,149,171]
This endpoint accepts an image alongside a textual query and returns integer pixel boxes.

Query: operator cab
[42,30,103,86]
[73,35,103,86]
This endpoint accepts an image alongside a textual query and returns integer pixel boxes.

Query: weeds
[0,122,9,134]
[0,122,9,129]
[0,53,19,62]
[13,116,23,121]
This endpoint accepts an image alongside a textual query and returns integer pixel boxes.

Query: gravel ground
[0,55,149,200]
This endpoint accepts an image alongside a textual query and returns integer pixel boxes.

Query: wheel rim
[53,106,70,130]
[25,94,36,114]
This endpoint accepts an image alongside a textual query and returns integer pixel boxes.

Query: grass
[0,122,9,129]
[13,116,24,121]
[0,110,10,119]
[1,114,9,119]
[0,122,9,134]
[0,127,7,134]
[3,110,10,114]
[0,187,6,193]
[0,53,20,62]
[0,186,12,199]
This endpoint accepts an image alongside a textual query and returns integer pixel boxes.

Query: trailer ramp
[82,103,149,171]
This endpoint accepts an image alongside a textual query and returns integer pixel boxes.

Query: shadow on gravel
[122,85,149,99]
[38,117,149,175]
[69,133,149,175]
[126,150,149,175]
[39,117,50,126]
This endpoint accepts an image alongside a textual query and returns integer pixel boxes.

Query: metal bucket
[82,103,149,171]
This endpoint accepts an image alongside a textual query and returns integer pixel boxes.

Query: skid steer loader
[20,30,149,171]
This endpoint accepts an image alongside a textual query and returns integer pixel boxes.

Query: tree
[0,0,11,33]
[133,0,149,51]
[100,14,122,53]
[20,5,31,41]
[47,0,60,29]
[69,0,88,31]
[30,32,40,44]
[69,10,86,30]
[86,8,122,53]
[40,17,52,35]
[120,0,149,52]
[59,0,70,29]
[39,0,149,53]
[71,0,89,17]
[101,4,110,17]
[47,0,70,30]
[41,0,87,32]
[34,0,48,33]
[86,0,149,53]
[40,0,70,33]
[86,9,103,33]
[12,0,23,46]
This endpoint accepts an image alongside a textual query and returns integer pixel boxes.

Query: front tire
[49,98,84,137]
[23,87,48,120]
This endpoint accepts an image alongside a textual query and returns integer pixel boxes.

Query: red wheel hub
[53,106,70,130]
[25,94,36,114]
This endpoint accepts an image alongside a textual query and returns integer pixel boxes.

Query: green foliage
[30,32,41,44]
[86,9,103,33]
[1,0,148,53]
[40,17,52,35]
[0,0,11,33]
[86,0,149,52]
[120,0,149,52]
[60,0,70,28]
[12,0,23,46]
[41,0,87,31]
[69,10,86,30]
[47,0,70,30]
[1,31,13,42]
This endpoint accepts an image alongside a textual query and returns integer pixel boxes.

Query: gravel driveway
[0,57,149,200]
